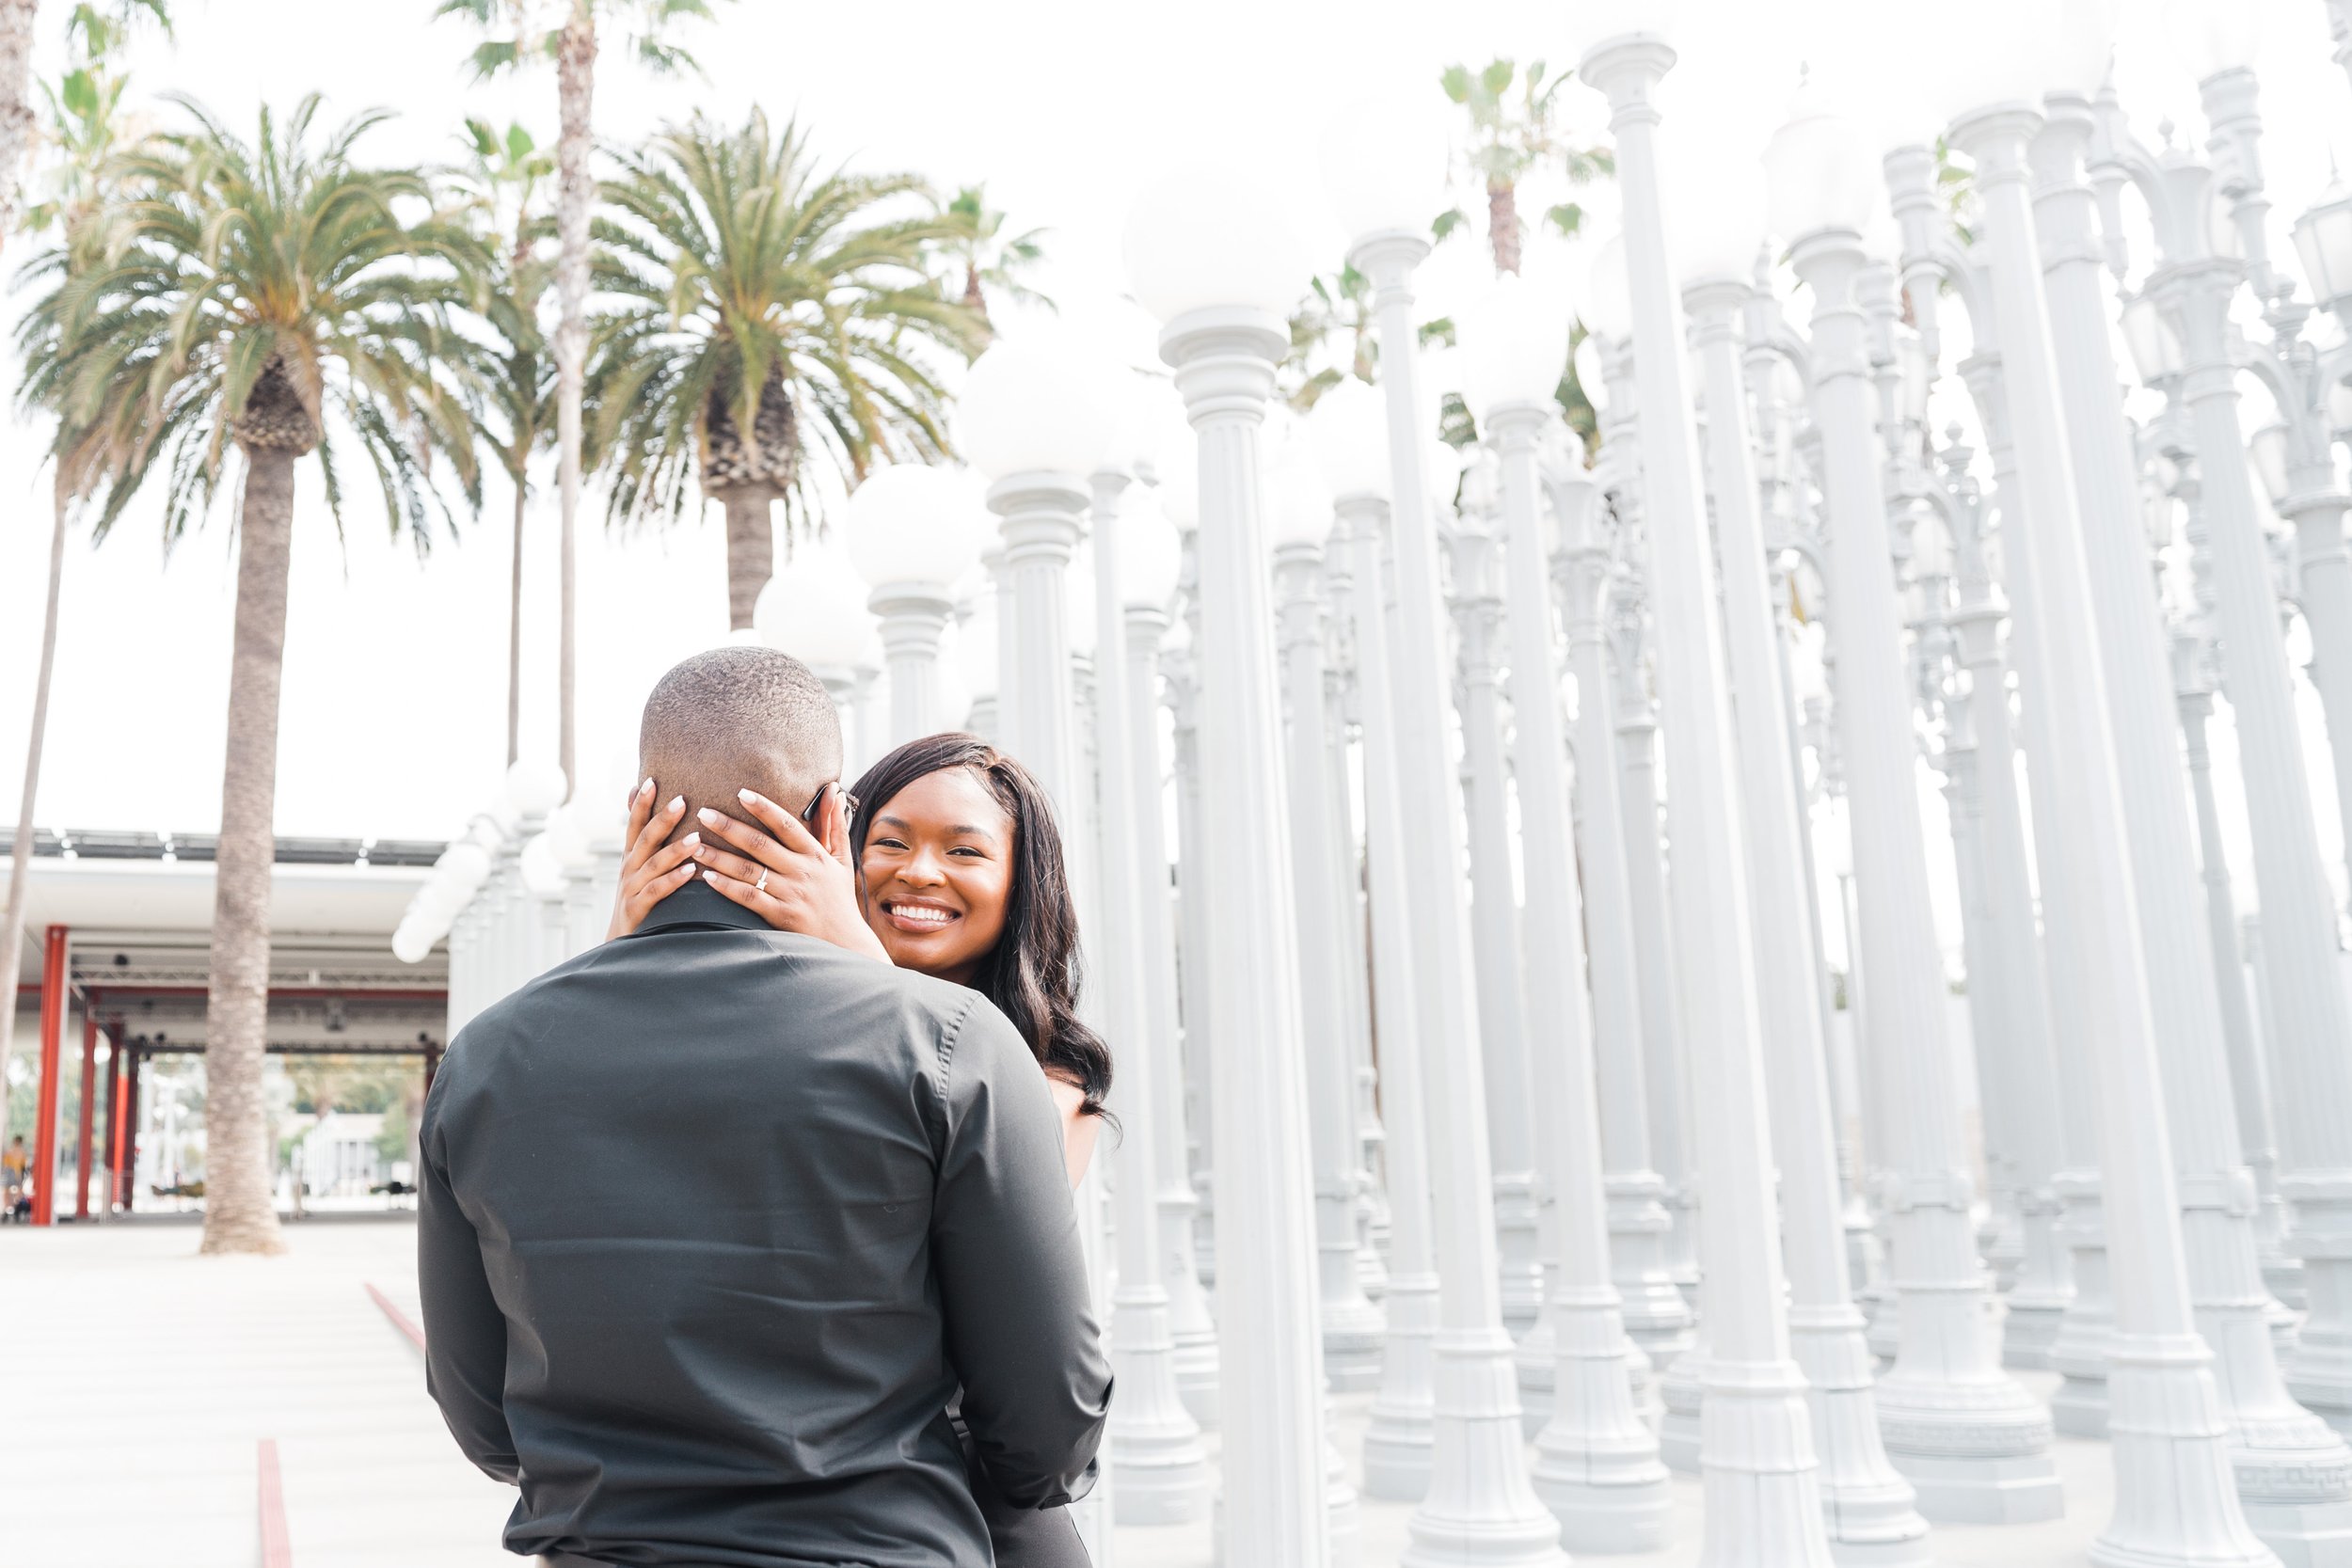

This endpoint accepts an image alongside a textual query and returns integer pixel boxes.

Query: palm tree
[436,0,727,796]
[453,117,556,768]
[587,110,983,630]
[0,0,168,1180]
[0,3,168,247]
[17,95,484,1254]
[936,182,1050,326]
[1438,57,1613,276]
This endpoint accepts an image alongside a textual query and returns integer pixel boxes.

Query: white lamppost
[1266,430,1389,1395]
[2033,75,2352,1555]
[754,544,876,709]
[1115,485,1220,1421]
[1574,28,1835,1560]
[1311,378,1442,1504]
[1324,98,1566,1565]
[2123,72,2352,1445]
[1675,184,1931,1559]
[1126,162,1339,1568]
[1460,276,1671,1553]
[1765,100,2064,1526]
[843,465,989,745]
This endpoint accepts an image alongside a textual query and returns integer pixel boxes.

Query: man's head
[639,647,842,848]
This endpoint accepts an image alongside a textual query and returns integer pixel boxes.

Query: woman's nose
[901,846,947,884]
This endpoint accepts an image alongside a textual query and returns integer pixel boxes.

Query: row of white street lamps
[396,4,2352,1564]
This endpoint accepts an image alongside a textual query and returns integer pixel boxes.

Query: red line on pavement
[258,1438,293,1568]
[365,1282,427,1353]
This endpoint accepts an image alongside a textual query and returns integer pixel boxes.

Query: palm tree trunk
[722,485,775,633]
[552,1,597,800]
[1487,178,1521,277]
[506,477,525,768]
[0,0,39,254]
[0,478,70,1148]
[199,449,296,1257]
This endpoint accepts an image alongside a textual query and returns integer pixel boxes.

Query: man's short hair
[638,646,842,846]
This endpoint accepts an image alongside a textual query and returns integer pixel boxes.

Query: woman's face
[857,766,1016,987]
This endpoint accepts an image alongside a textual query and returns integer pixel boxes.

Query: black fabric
[421,879,1110,1568]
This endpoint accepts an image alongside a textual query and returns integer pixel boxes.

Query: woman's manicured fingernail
[739,788,765,806]
[682,832,700,849]
[637,778,654,799]
[698,807,722,825]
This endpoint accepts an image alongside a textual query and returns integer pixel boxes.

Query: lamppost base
[1661,1352,1706,1474]
[1365,1271,1441,1501]
[1886,1449,2065,1525]
[1326,1304,1386,1393]
[2240,1496,2352,1568]
[2002,1291,2070,1370]
[1516,1310,1557,1438]
[1530,1466,1672,1555]
[1109,1433,1213,1526]
[1171,1332,1220,1430]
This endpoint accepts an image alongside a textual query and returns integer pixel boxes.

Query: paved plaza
[2,1217,2117,1567]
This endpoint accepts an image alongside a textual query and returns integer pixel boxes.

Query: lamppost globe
[504,756,570,818]
[1574,334,1609,415]
[1123,161,1318,323]
[1460,273,1575,419]
[753,547,873,669]
[1320,92,1451,247]
[391,923,435,965]
[1108,372,1189,481]
[1582,232,1634,341]
[1308,375,1391,501]
[442,841,494,894]
[2121,294,2186,383]
[1765,103,1880,243]
[960,328,1124,480]
[2294,177,2352,318]
[2165,0,2260,80]
[1581,0,1678,45]
[1672,162,1769,282]
[844,464,987,592]
[1266,447,1339,549]
[1118,492,1184,609]
[2250,423,2293,507]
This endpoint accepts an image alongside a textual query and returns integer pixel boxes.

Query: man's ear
[819,783,854,865]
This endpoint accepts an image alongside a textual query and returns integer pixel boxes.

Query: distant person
[3,1134,27,1222]
[420,648,1108,1568]
[611,731,1116,1562]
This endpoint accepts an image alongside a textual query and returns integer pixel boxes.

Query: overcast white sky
[0,0,2345,938]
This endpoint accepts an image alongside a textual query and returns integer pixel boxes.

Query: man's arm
[417,1078,519,1483]
[930,1000,1113,1510]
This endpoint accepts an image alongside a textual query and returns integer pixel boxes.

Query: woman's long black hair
[849,733,1112,1118]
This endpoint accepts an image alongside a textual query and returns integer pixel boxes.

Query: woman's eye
[949,847,984,858]
[873,837,909,852]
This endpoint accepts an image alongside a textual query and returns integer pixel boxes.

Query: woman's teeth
[892,903,956,928]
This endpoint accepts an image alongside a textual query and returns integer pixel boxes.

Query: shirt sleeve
[417,1071,520,1484]
[930,998,1113,1511]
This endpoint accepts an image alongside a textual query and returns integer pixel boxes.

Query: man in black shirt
[419,647,1109,1566]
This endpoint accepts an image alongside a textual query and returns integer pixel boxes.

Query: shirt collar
[631,877,775,938]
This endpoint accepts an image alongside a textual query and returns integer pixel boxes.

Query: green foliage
[435,0,730,83]
[1280,263,1374,411]
[14,95,487,547]
[451,117,559,493]
[935,182,1052,322]
[583,108,984,533]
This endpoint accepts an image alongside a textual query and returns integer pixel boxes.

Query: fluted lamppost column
[1580,36,1831,1562]
[1684,270,1929,1562]
[1323,473,1443,1501]
[1334,125,1565,1555]
[1118,495,1222,1429]
[1939,91,2272,1560]
[1128,172,1338,1562]
[1468,317,1669,1548]
[1769,110,2063,1525]
[2149,135,2352,1441]
[1271,472,1389,1394]
[1445,502,1547,1341]
[1544,455,1689,1383]
[2031,95,2352,1556]
[1081,461,1212,1524]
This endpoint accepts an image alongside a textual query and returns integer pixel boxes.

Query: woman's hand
[608,780,697,940]
[691,786,890,964]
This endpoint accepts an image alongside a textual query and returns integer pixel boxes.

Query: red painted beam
[83,986,449,1003]
[257,1438,293,1568]
[103,1032,127,1213]
[31,925,67,1227]
[74,1009,96,1219]
[364,1282,427,1353]
[121,1052,141,1212]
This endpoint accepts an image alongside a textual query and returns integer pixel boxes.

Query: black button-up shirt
[419,880,1109,1566]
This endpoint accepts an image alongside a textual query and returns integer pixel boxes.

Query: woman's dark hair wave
[849,733,1112,1119]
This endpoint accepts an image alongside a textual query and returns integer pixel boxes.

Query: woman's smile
[882,896,961,933]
